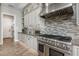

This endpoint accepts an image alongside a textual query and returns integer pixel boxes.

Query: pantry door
[3,14,14,39]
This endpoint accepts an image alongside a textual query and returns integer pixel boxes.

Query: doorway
[3,14,14,46]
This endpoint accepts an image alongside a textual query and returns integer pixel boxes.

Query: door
[3,14,14,39]
[45,45,64,56]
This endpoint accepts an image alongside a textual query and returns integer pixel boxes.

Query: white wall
[1,4,23,32]
[0,4,1,44]
[1,4,23,42]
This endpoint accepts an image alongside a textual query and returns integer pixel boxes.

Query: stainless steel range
[37,34,72,56]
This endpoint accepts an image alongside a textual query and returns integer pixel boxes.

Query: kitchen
[0,3,79,56]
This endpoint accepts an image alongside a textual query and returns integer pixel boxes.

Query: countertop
[18,32,39,37]
[18,32,79,46]
[39,34,72,42]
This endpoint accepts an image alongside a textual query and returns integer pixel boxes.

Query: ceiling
[6,3,28,11]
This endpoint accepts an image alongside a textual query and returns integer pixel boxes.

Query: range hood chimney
[40,3,73,19]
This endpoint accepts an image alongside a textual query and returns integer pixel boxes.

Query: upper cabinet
[23,3,43,30]
[23,3,79,30]
[72,3,79,25]
[24,3,40,15]
[76,4,79,25]
[73,45,79,56]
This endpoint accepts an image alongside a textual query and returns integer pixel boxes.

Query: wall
[1,4,23,32]
[1,4,23,41]
[0,4,1,44]
[24,3,79,40]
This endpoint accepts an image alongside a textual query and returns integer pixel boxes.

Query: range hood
[40,3,73,19]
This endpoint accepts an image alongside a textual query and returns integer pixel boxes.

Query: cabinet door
[73,4,79,25]
[73,46,79,56]
[76,4,79,25]
[18,33,25,42]
[30,36,38,51]
[18,33,21,40]
[24,14,29,28]
[26,35,30,47]
[26,35,33,48]
[26,35,38,51]
[29,36,34,49]
[24,15,27,27]
[33,37,38,51]
[77,47,79,56]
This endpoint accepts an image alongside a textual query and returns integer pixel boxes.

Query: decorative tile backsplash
[41,15,79,39]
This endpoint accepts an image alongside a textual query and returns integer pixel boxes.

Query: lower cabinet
[18,33,26,43]
[26,35,38,51]
[32,36,38,51]
[73,45,79,56]
[18,33,38,51]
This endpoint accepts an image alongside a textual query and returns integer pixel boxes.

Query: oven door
[38,41,46,56]
[45,44,70,56]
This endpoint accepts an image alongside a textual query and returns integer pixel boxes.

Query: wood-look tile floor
[0,38,38,56]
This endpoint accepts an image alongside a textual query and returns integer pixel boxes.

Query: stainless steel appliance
[40,3,73,19]
[38,35,72,56]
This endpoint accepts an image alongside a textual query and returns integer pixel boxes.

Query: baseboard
[14,39,19,42]
[0,43,3,45]
[3,37,13,39]
[0,41,3,45]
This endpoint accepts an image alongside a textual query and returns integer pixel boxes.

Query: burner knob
[62,44,66,49]
[56,42,60,47]
[51,41,55,46]
[63,44,66,47]
[59,43,64,49]
[48,40,52,44]
[66,46,71,51]
[46,40,49,43]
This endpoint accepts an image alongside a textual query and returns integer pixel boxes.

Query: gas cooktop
[39,34,72,42]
